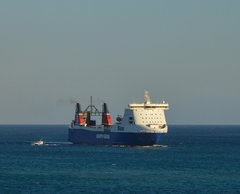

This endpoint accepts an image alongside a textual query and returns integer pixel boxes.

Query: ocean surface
[0,125,240,194]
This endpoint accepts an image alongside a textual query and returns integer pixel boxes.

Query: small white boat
[32,140,44,146]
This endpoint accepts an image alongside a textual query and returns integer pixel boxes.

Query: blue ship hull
[68,127,164,146]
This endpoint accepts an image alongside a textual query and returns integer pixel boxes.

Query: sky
[0,0,240,124]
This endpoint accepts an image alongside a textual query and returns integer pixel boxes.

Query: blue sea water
[0,125,240,194]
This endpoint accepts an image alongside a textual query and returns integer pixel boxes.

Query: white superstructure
[119,91,169,133]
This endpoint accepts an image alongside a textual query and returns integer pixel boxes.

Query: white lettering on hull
[96,134,110,139]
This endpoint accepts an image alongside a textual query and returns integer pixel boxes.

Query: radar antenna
[144,91,151,104]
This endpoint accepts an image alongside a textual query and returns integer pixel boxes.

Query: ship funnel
[75,103,82,114]
[74,103,85,125]
[102,103,112,127]
[102,102,109,113]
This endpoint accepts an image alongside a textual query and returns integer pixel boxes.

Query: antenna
[144,91,151,104]
[84,96,102,116]
[90,96,93,114]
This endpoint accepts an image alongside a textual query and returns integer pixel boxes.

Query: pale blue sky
[0,0,240,124]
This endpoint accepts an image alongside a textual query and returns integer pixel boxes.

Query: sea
[0,125,240,194]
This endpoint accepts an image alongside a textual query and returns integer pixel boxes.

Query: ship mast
[84,96,102,116]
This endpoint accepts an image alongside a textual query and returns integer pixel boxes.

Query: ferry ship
[68,92,169,146]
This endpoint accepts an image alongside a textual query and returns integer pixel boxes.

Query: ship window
[118,126,124,131]
[129,116,133,120]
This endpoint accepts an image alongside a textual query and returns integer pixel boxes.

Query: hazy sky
[0,0,240,124]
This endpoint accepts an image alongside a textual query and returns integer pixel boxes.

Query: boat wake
[138,144,168,148]
[31,141,72,146]
[111,144,168,148]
